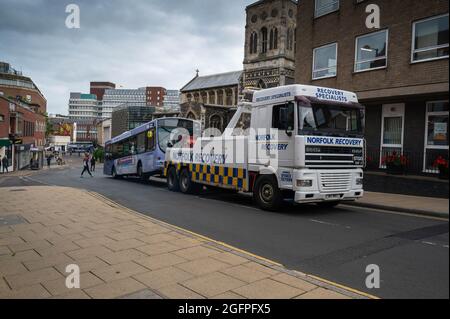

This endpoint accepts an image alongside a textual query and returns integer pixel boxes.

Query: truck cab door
[271,102,295,169]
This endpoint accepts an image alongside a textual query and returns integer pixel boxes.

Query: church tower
[243,0,297,89]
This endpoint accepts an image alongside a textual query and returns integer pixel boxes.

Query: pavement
[0,186,369,299]
[347,192,449,219]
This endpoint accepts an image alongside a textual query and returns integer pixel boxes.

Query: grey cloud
[0,0,255,114]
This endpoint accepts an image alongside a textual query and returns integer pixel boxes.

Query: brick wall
[0,98,10,138]
[295,0,449,97]
[0,86,47,113]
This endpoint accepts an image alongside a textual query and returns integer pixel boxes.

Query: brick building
[0,62,47,171]
[0,96,46,170]
[295,0,449,175]
[90,82,116,101]
[146,87,167,108]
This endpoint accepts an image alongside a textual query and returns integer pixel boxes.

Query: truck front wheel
[253,175,283,211]
[167,167,180,192]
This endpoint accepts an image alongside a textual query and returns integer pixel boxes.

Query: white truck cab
[165,84,365,211]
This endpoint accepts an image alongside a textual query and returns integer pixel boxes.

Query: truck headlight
[297,180,313,187]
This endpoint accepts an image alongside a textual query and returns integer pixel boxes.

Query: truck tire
[253,175,283,211]
[179,168,202,194]
[167,166,180,192]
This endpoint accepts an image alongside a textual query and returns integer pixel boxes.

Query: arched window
[209,114,223,131]
[187,112,197,120]
[287,28,294,51]
[257,79,267,89]
[249,32,258,54]
[269,28,278,50]
[274,28,278,49]
[261,27,268,53]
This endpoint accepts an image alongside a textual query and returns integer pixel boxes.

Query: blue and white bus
[104,118,200,179]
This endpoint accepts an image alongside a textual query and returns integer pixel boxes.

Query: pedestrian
[80,153,93,178]
[0,155,2,173]
[2,155,9,173]
[90,154,96,172]
[47,155,51,168]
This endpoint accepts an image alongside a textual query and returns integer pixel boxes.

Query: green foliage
[44,113,53,137]
[93,148,105,163]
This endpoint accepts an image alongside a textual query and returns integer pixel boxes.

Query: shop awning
[0,139,11,147]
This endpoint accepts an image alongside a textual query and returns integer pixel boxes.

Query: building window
[287,29,293,51]
[312,43,338,80]
[315,0,339,18]
[424,101,449,173]
[380,104,405,168]
[0,114,4,122]
[355,29,388,72]
[412,14,449,63]
[261,27,268,53]
[269,28,278,50]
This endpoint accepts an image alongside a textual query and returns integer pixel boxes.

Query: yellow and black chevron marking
[165,161,248,190]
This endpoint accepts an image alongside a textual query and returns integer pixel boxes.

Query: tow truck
[164,84,366,211]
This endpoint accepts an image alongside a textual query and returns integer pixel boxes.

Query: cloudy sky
[0,0,255,114]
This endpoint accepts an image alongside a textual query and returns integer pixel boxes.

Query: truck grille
[305,146,364,167]
[319,172,352,193]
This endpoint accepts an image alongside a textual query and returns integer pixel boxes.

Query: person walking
[80,153,93,178]
[46,155,51,168]
[2,155,9,173]
[90,154,96,172]
[0,155,3,173]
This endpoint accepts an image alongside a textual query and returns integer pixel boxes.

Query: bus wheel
[253,175,283,211]
[167,167,180,192]
[179,168,201,194]
[137,163,147,181]
[112,166,122,179]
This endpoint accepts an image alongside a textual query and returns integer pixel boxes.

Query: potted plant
[382,152,408,175]
[433,156,449,180]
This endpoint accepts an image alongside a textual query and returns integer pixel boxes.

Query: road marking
[420,241,449,249]
[310,219,352,229]
[341,204,449,222]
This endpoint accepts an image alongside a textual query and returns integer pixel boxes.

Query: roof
[181,71,242,92]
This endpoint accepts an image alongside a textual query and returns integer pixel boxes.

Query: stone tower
[243,0,297,89]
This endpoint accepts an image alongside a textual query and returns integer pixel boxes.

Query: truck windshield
[298,102,365,137]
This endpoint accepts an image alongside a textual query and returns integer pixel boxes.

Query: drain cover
[0,215,27,227]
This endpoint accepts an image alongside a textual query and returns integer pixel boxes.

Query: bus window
[147,128,156,152]
[136,133,146,154]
